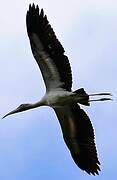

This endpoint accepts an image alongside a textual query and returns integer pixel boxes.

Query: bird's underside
[3,3,112,176]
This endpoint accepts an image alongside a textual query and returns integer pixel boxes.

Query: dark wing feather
[54,104,100,175]
[26,4,72,91]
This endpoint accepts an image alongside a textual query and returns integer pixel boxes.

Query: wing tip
[28,3,40,10]
[27,3,40,15]
[82,163,101,176]
[26,3,41,35]
[72,152,101,175]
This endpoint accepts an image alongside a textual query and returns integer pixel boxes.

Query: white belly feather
[43,90,75,107]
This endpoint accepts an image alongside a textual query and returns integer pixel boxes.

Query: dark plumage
[26,4,72,91]
[55,104,100,175]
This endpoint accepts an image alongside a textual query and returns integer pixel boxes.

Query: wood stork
[3,3,112,175]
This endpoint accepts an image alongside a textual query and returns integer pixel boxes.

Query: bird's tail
[73,88,90,106]
[73,88,112,106]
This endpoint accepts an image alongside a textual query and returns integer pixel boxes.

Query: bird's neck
[28,98,46,109]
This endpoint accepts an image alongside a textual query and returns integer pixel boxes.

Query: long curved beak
[2,107,21,119]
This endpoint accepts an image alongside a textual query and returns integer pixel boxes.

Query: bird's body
[3,3,112,175]
[44,90,74,107]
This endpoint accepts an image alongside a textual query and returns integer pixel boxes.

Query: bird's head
[2,103,31,119]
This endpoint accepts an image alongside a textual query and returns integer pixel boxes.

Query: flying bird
[3,3,112,175]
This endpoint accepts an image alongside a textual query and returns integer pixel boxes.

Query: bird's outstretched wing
[54,104,100,175]
[26,4,72,91]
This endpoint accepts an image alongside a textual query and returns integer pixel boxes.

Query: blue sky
[0,0,117,179]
